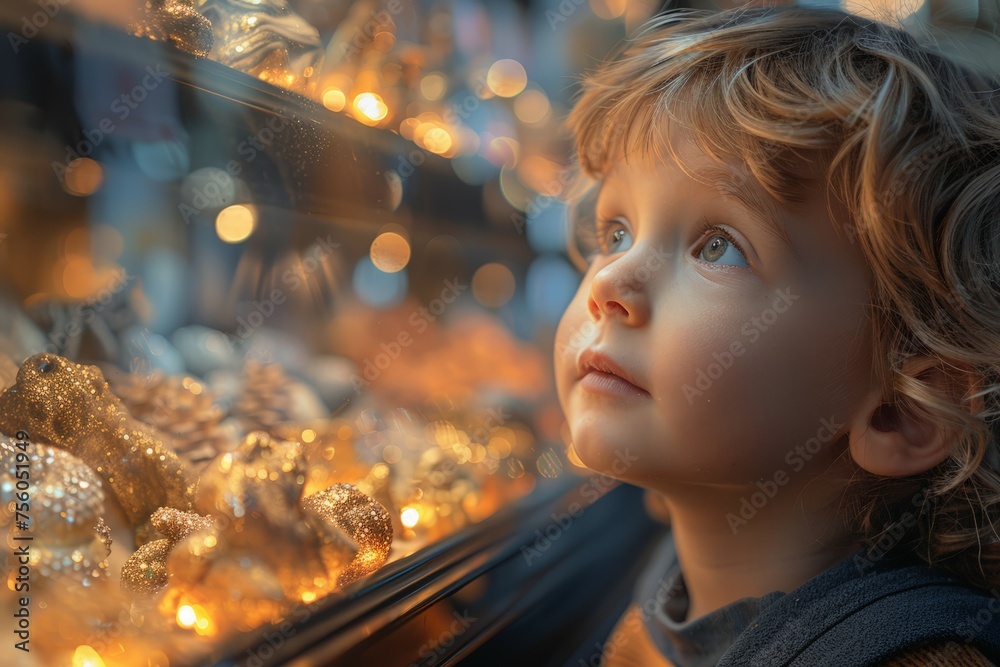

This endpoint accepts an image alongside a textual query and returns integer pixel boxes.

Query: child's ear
[846,355,980,478]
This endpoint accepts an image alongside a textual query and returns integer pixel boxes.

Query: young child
[555,5,1000,666]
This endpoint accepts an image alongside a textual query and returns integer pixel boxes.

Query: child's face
[555,129,878,490]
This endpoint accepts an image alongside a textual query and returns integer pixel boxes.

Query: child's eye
[696,228,749,268]
[595,217,633,255]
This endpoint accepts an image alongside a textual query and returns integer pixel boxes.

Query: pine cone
[105,368,232,469]
[234,360,298,436]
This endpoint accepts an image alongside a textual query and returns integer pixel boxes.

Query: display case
[0,2,663,665]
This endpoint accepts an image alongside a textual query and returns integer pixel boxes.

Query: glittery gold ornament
[129,0,214,58]
[199,0,324,95]
[194,430,305,535]
[0,436,113,589]
[152,506,215,542]
[0,354,196,528]
[0,437,105,543]
[121,506,215,596]
[121,537,173,596]
[302,484,392,587]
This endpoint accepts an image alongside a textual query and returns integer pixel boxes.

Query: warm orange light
[472,262,516,308]
[72,645,106,667]
[63,158,103,196]
[514,89,551,124]
[420,72,448,101]
[370,232,411,273]
[401,506,420,528]
[589,0,628,20]
[486,59,528,98]
[215,204,256,243]
[322,88,347,112]
[843,0,924,21]
[423,127,453,155]
[354,92,388,122]
[177,605,197,628]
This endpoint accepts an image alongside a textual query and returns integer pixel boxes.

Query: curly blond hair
[567,6,1000,589]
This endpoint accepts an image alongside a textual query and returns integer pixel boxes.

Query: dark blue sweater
[634,532,1000,666]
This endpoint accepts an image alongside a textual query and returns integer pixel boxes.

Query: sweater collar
[635,533,786,667]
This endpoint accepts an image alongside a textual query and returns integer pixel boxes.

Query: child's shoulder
[720,546,1000,666]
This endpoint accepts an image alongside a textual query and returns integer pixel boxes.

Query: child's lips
[577,349,650,397]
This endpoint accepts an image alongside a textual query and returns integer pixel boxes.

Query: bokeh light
[370,232,411,272]
[322,88,347,112]
[401,506,420,528]
[589,0,628,20]
[420,72,448,101]
[72,645,106,667]
[472,262,516,308]
[513,88,551,124]
[62,158,103,196]
[215,204,256,244]
[486,59,528,98]
[354,92,389,122]
[843,0,925,21]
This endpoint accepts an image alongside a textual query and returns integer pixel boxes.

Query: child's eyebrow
[692,164,798,257]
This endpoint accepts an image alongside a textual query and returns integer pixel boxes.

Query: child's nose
[586,256,652,327]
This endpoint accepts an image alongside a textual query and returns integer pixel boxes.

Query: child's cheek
[553,287,593,412]
[648,292,868,484]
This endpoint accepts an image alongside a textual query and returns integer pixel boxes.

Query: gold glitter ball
[301,484,392,587]
[0,354,196,528]
[0,436,105,545]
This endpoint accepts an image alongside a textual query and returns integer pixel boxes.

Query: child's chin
[569,432,630,477]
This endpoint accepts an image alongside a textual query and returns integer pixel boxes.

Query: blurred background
[0,1,998,665]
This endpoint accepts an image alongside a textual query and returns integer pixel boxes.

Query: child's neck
[659,474,860,622]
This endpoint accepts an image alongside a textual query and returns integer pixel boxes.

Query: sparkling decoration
[194,430,305,530]
[199,0,324,95]
[129,0,215,58]
[0,436,112,586]
[151,506,215,542]
[121,537,173,596]
[121,507,214,596]
[95,517,113,553]
[0,353,196,527]
[302,484,393,587]
[105,368,235,470]
[161,435,377,624]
